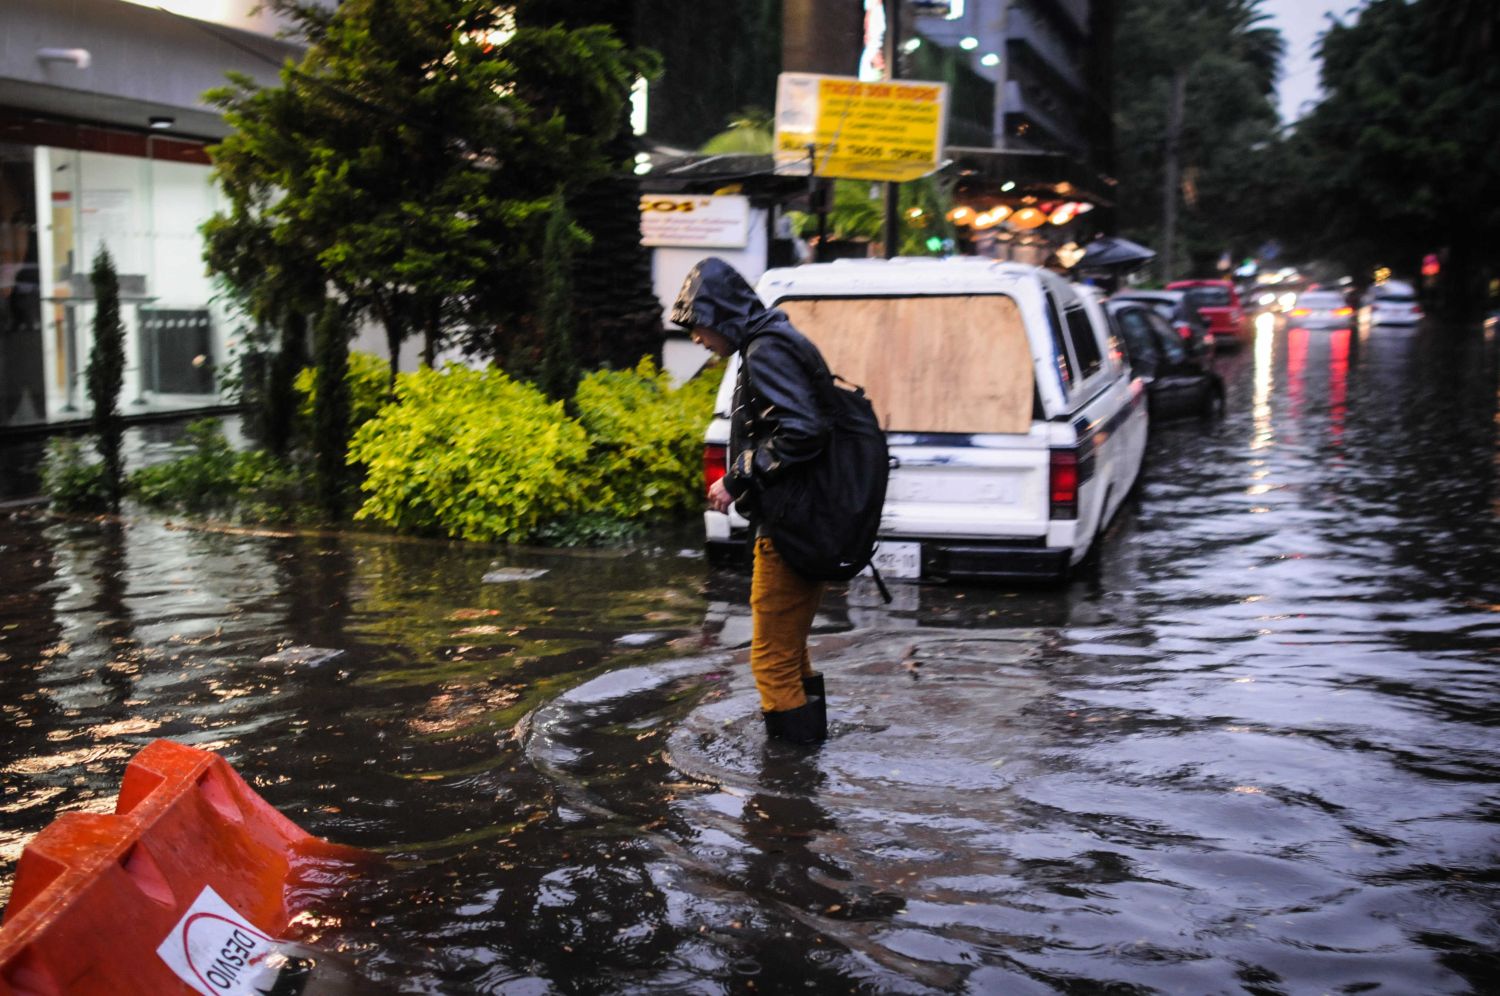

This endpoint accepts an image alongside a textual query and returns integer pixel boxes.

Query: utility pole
[882,0,901,258]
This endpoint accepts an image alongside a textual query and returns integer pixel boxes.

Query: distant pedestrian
[671,258,831,745]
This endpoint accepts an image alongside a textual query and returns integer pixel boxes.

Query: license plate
[867,541,921,580]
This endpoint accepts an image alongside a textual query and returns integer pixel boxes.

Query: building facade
[0,0,305,430]
[911,0,1112,176]
[778,0,1116,262]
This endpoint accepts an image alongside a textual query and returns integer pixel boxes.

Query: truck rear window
[778,295,1035,434]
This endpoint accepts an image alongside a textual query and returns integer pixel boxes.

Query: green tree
[86,246,126,512]
[701,107,774,154]
[202,202,320,457]
[514,0,666,372]
[535,198,580,400]
[1113,0,1285,279]
[1274,0,1499,315]
[311,299,352,519]
[205,0,656,382]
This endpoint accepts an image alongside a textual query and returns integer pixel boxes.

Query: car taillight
[1175,323,1193,340]
[1049,449,1078,520]
[703,445,726,496]
[1335,307,1353,316]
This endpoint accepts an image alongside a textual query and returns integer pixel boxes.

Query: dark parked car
[1105,299,1225,422]
[1109,289,1215,354]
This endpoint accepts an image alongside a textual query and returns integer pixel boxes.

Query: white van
[702,257,1149,582]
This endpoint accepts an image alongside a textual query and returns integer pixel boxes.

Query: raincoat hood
[669,257,778,350]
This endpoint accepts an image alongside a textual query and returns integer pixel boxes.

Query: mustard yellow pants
[749,536,824,713]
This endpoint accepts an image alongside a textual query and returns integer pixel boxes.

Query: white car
[1286,290,1355,329]
[702,258,1149,582]
[1361,280,1423,326]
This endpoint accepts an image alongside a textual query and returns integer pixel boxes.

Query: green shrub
[40,437,109,512]
[129,419,238,510]
[348,365,590,541]
[571,358,724,521]
[129,419,302,519]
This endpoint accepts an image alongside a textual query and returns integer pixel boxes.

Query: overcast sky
[1263,1,1365,123]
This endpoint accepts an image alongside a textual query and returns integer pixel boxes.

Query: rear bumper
[706,535,1071,582]
[920,540,1072,581]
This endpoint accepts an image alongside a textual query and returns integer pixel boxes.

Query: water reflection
[1251,314,1276,450]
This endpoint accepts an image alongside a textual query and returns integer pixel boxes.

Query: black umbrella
[1075,236,1157,273]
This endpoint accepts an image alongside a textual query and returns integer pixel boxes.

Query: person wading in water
[672,257,835,745]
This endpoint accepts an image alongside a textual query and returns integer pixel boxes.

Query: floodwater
[2,318,1498,994]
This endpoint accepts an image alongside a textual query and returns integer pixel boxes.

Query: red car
[1166,279,1249,346]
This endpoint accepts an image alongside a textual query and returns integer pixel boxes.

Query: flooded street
[3,321,1498,993]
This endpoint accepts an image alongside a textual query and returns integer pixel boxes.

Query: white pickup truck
[702,257,1148,582]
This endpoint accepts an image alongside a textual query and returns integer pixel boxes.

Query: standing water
[2,319,1497,993]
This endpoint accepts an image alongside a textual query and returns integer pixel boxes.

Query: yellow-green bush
[348,365,589,541]
[572,358,724,520]
[294,350,392,435]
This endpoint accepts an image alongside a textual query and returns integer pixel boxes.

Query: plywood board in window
[779,295,1033,434]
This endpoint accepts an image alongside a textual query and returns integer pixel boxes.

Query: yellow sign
[774,72,949,183]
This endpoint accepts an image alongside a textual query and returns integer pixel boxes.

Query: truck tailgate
[881,443,1049,537]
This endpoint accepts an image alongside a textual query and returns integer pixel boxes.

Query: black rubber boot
[763,697,827,745]
[802,673,828,737]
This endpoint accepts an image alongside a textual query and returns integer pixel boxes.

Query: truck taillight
[703,445,727,496]
[1049,449,1078,520]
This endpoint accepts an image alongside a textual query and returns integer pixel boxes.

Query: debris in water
[258,646,344,667]
[615,632,667,647]
[482,567,549,583]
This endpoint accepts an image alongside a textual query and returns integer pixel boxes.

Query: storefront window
[1,125,226,427]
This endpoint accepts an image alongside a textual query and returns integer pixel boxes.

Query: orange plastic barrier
[0,740,371,996]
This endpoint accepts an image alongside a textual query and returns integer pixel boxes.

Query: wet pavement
[2,320,1498,993]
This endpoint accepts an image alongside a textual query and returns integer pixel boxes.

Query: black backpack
[750,330,892,595]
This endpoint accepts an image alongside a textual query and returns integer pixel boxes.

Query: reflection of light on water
[1286,327,1308,416]
[1251,319,1275,450]
[1329,328,1350,447]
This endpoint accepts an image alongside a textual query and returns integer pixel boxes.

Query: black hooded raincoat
[671,258,831,520]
